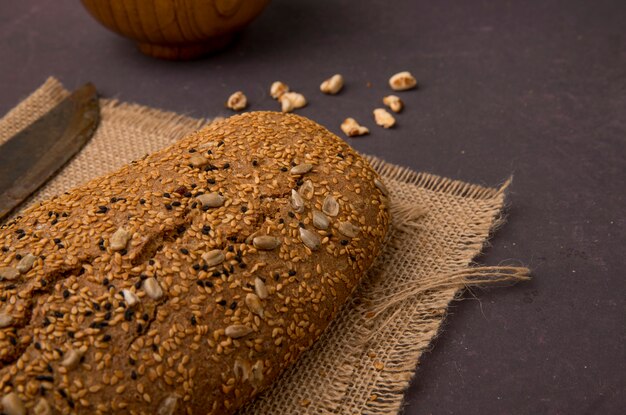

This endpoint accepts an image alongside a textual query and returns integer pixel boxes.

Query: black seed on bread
[0,111,389,415]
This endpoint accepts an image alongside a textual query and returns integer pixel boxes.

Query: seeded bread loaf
[0,112,390,415]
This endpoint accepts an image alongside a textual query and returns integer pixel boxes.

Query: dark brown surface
[0,0,624,413]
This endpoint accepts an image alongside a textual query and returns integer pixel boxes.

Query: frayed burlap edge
[237,161,529,415]
[1,78,530,415]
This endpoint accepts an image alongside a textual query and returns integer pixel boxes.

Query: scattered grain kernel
[340,118,369,137]
[389,71,417,91]
[383,95,404,113]
[280,92,307,113]
[279,95,294,113]
[226,91,247,111]
[373,108,396,128]
[320,74,344,95]
[270,81,289,99]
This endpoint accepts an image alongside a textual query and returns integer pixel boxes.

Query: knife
[0,83,100,220]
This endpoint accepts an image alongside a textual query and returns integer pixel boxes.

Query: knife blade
[0,83,100,220]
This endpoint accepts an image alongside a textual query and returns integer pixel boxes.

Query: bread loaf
[0,112,390,414]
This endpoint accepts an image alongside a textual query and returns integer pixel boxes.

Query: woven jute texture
[0,78,529,415]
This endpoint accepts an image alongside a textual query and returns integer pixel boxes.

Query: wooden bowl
[80,0,271,60]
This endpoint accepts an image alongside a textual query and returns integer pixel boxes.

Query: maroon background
[0,1,624,413]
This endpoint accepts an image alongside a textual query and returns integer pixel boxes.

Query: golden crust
[0,112,389,415]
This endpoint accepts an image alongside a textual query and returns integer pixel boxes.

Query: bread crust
[0,112,389,414]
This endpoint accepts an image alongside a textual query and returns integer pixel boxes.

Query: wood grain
[80,0,271,59]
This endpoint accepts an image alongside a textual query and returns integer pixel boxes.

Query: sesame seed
[0,112,390,412]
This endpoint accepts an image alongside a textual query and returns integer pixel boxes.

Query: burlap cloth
[0,78,529,414]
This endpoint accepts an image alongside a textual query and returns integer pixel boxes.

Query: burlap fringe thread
[236,162,529,415]
[1,78,530,415]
